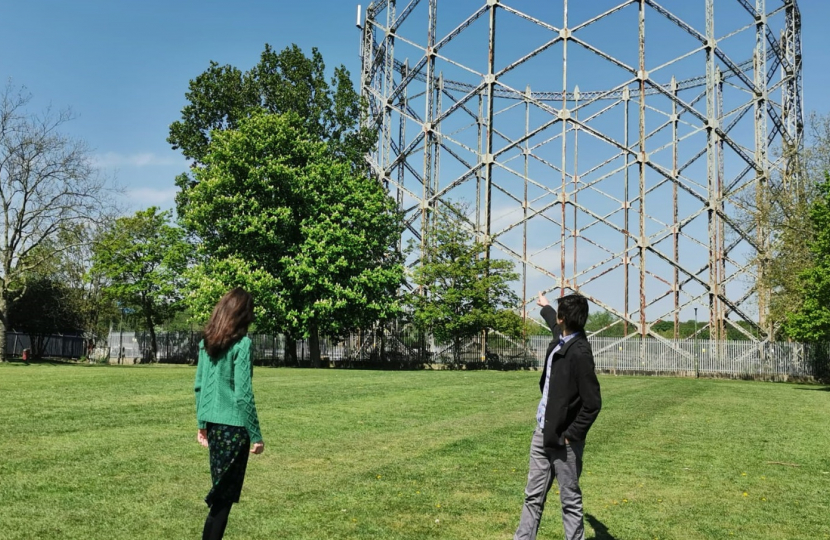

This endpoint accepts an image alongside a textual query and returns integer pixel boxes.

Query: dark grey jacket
[537,305,602,449]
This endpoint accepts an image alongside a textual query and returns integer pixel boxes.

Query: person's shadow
[586,514,619,540]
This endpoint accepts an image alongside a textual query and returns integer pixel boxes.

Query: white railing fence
[109,329,830,380]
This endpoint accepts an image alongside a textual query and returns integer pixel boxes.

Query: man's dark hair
[557,294,589,333]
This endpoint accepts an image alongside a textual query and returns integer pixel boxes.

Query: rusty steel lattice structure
[358,0,803,344]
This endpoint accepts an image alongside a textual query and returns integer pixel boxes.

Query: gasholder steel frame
[358,0,803,348]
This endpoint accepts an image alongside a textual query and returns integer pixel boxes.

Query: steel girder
[359,0,803,345]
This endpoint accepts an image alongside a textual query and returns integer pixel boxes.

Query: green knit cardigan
[194,336,263,443]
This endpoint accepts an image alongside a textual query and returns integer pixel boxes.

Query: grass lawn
[0,363,828,539]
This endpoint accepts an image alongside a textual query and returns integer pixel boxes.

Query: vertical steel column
[381,1,397,184]
[638,0,647,337]
[421,0,438,270]
[573,86,580,286]
[705,0,717,339]
[523,85,531,328]
[783,0,803,159]
[754,0,769,335]
[671,76,679,340]
[560,0,569,295]
[716,67,725,341]
[396,60,408,253]
[482,0,498,360]
[359,5,375,130]
[476,93,483,234]
[434,72,444,231]
[484,0,497,255]
[623,86,631,336]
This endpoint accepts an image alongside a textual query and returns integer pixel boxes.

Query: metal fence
[107,331,200,364]
[5,332,86,359]
[108,329,830,381]
[585,337,829,381]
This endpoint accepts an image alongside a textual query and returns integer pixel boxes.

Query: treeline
[5,44,829,363]
[1,45,525,364]
[751,113,830,342]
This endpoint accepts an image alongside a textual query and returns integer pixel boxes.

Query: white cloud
[91,152,182,168]
[124,187,178,207]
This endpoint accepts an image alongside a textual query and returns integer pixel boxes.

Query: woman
[194,287,264,540]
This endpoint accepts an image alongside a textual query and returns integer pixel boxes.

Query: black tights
[202,499,233,540]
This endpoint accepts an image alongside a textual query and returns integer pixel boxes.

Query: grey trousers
[514,429,585,540]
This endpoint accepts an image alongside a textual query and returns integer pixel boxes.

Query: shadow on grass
[586,514,618,540]
[793,386,830,391]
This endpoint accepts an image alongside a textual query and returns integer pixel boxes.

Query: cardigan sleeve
[233,338,263,443]
[194,347,207,429]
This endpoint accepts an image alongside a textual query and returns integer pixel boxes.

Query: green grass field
[0,363,828,539]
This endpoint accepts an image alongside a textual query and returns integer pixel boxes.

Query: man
[514,292,602,540]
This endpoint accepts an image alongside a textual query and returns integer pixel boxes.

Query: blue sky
[1,0,828,214]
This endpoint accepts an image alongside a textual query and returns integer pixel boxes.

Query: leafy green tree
[750,113,830,338]
[180,112,404,366]
[168,44,375,208]
[169,44,387,365]
[92,207,190,361]
[408,204,523,364]
[782,173,830,341]
[585,311,627,337]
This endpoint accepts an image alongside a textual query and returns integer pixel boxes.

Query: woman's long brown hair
[203,287,254,358]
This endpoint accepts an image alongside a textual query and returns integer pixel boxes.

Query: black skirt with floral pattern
[205,423,250,506]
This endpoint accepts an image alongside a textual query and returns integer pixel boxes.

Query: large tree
[168,44,375,184]
[180,112,404,366]
[408,204,523,364]
[0,84,109,361]
[170,44,401,366]
[744,114,830,338]
[750,113,830,339]
[91,207,190,361]
[781,173,830,341]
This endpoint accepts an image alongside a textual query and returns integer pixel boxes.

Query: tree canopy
[781,173,830,341]
[168,44,375,203]
[169,44,402,365]
[179,112,404,364]
[408,204,523,362]
[753,113,830,340]
[91,207,190,360]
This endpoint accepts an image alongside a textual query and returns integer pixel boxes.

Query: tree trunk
[284,336,298,366]
[147,314,158,363]
[482,328,488,365]
[309,325,322,368]
[32,335,47,359]
[0,298,8,362]
[0,317,6,362]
